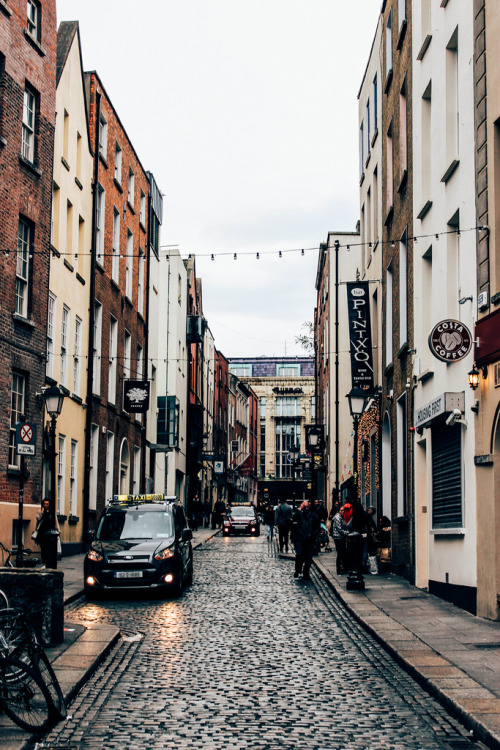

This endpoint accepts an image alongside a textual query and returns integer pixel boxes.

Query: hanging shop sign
[346,282,374,391]
[415,391,465,429]
[123,380,150,413]
[428,320,472,363]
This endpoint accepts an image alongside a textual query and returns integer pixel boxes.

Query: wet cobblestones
[43,536,478,749]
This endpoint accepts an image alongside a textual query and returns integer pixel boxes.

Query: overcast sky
[57,0,382,359]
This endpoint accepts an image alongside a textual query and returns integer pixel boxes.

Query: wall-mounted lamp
[468,366,480,390]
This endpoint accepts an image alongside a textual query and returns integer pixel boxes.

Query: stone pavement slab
[313,547,500,750]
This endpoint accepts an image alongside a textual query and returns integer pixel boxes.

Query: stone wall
[0,568,64,645]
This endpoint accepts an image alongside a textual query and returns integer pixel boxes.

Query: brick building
[380,0,415,582]
[0,0,56,545]
[83,72,151,524]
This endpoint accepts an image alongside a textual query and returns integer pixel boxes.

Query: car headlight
[155,547,174,560]
[87,550,103,562]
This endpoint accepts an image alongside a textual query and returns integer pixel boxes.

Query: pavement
[1,529,499,749]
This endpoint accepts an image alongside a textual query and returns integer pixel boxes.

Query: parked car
[223,504,260,536]
[84,495,193,598]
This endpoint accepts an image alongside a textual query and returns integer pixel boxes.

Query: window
[128,168,135,206]
[46,292,56,378]
[27,0,39,39]
[70,439,78,516]
[89,424,99,511]
[51,182,60,248]
[114,142,122,184]
[98,113,107,160]
[385,265,393,365]
[76,131,82,181]
[359,122,364,179]
[372,74,378,134]
[365,100,371,158]
[422,247,433,365]
[137,247,145,316]
[124,330,131,380]
[276,364,300,377]
[398,0,406,33]
[386,10,393,80]
[126,230,133,299]
[396,395,407,517]
[57,435,66,514]
[93,300,102,394]
[96,184,105,261]
[447,211,460,319]
[133,447,141,494]
[432,423,462,528]
[60,304,69,386]
[105,431,115,502]
[373,168,379,242]
[16,218,32,317]
[9,372,25,468]
[399,232,407,348]
[140,190,146,226]
[311,395,316,420]
[276,397,301,417]
[230,364,252,377]
[112,208,120,282]
[63,109,69,163]
[386,121,394,213]
[22,87,36,163]
[77,215,84,267]
[73,315,81,395]
[399,78,407,178]
[260,396,266,418]
[66,200,73,258]
[421,82,432,200]
[136,344,143,380]
[275,422,300,478]
[446,27,459,164]
[108,316,117,403]
[421,0,431,43]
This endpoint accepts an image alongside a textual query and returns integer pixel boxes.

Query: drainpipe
[82,88,101,537]
[335,239,340,503]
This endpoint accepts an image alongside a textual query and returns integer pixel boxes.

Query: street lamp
[43,385,65,569]
[305,424,324,506]
[345,386,370,591]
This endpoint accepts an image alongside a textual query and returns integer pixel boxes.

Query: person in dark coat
[34,498,60,568]
[263,505,275,541]
[274,498,293,553]
[331,505,351,574]
[293,500,321,580]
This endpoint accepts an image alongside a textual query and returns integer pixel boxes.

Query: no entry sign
[15,421,37,456]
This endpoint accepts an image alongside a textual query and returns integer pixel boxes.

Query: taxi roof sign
[111,493,176,506]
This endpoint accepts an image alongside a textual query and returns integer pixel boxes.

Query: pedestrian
[202,499,211,528]
[33,498,60,568]
[331,504,351,574]
[263,504,275,541]
[293,500,321,580]
[363,506,378,570]
[274,498,293,553]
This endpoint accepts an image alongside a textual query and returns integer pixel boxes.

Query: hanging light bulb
[211,254,215,261]
[279,251,282,258]
[234,253,237,260]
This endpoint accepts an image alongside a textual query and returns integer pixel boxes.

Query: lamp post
[288,444,300,504]
[305,425,324,506]
[43,385,65,569]
[345,386,370,591]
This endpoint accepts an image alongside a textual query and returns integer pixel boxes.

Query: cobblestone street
[42,535,481,750]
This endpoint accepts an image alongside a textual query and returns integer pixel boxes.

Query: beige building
[43,22,93,553]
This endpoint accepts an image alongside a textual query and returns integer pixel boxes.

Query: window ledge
[372,239,379,253]
[57,514,67,523]
[359,172,365,187]
[74,176,83,190]
[71,393,83,405]
[140,220,146,232]
[61,156,70,172]
[384,205,394,225]
[384,362,394,376]
[114,177,123,193]
[18,154,42,177]
[0,0,12,17]
[417,368,434,383]
[397,342,409,358]
[60,385,70,397]
[371,129,379,148]
[417,200,433,220]
[441,159,460,184]
[64,259,74,273]
[76,272,86,285]
[99,153,108,169]
[430,528,465,536]
[24,29,46,57]
[491,291,500,306]
[127,200,135,215]
[68,515,79,525]
[417,34,432,61]
[398,169,408,193]
[50,245,61,258]
[384,69,393,94]
[365,151,371,170]
[12,313,36,329]
[396,20,407,50]
[0,135,7,147]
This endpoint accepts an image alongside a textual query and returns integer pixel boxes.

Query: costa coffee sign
[428,320,472,363]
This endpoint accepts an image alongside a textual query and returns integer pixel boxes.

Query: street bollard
[345,531,365,591]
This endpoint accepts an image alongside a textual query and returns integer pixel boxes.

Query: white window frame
[98,113,107,160]
[133,446,141,494]
[70,439,78,516]
[89,424,99,511]
[108,316,118,404]
[46,292,56,379]
[385,265,393,366]
[27,0,39,39]
[93,300,102,394]
[60,304,69,386]
[9,372,25,469]
[105,431,115,503]
[96,184,105,261]
[57,434,66,515]
[124,329,132,381]
[126,230,133,299]
[114,142,122,184]
[386,10,393,79]
[112,207,120,283]
[137,247,145,315]
[16,218,31,318]
[73,315,82,395]
[22,88,35,163]
[140,190,146,227]
[128,168,135,207]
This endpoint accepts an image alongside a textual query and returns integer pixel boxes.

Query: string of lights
[2,225,488,261]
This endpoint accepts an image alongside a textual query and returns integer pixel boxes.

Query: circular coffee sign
[428,319,472,363]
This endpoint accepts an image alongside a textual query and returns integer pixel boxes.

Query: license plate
[114,570,143,579]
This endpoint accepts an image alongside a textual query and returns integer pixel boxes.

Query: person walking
[293,500,321,580]
[331,504,351,574]
[263,504,275,541]
[33,498,60,568]
[274,498,293,553]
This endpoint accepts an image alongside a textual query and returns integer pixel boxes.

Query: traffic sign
[15,421,37,456]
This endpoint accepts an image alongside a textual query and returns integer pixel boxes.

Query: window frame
[16,217,32,318]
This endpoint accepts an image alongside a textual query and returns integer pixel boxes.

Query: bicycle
[0,651,53,732]
[0,540,39,568]
[0,589,66,729]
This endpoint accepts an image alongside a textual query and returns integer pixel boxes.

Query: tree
[295,322,314,355]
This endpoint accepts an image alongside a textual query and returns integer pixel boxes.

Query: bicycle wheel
[0,654,53,733]
[32,648,66,719]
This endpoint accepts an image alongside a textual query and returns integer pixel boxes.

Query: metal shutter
[432,422,462,528]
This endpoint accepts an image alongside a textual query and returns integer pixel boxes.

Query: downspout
[142,190,152,493]
[82,88,101,536]
[335,239,340,503]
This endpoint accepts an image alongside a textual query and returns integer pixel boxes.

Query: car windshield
[230,507,255,517]
[96,509,174,540]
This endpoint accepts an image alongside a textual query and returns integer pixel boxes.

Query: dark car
[84,495,193,597]
[223,504,260,536]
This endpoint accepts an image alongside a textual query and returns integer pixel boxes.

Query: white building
[412,0,478,612]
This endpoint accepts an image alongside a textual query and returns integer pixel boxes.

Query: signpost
[15,422,37,567]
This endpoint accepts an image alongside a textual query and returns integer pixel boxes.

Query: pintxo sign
[346,282,374,391]
[428,320,472,363]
